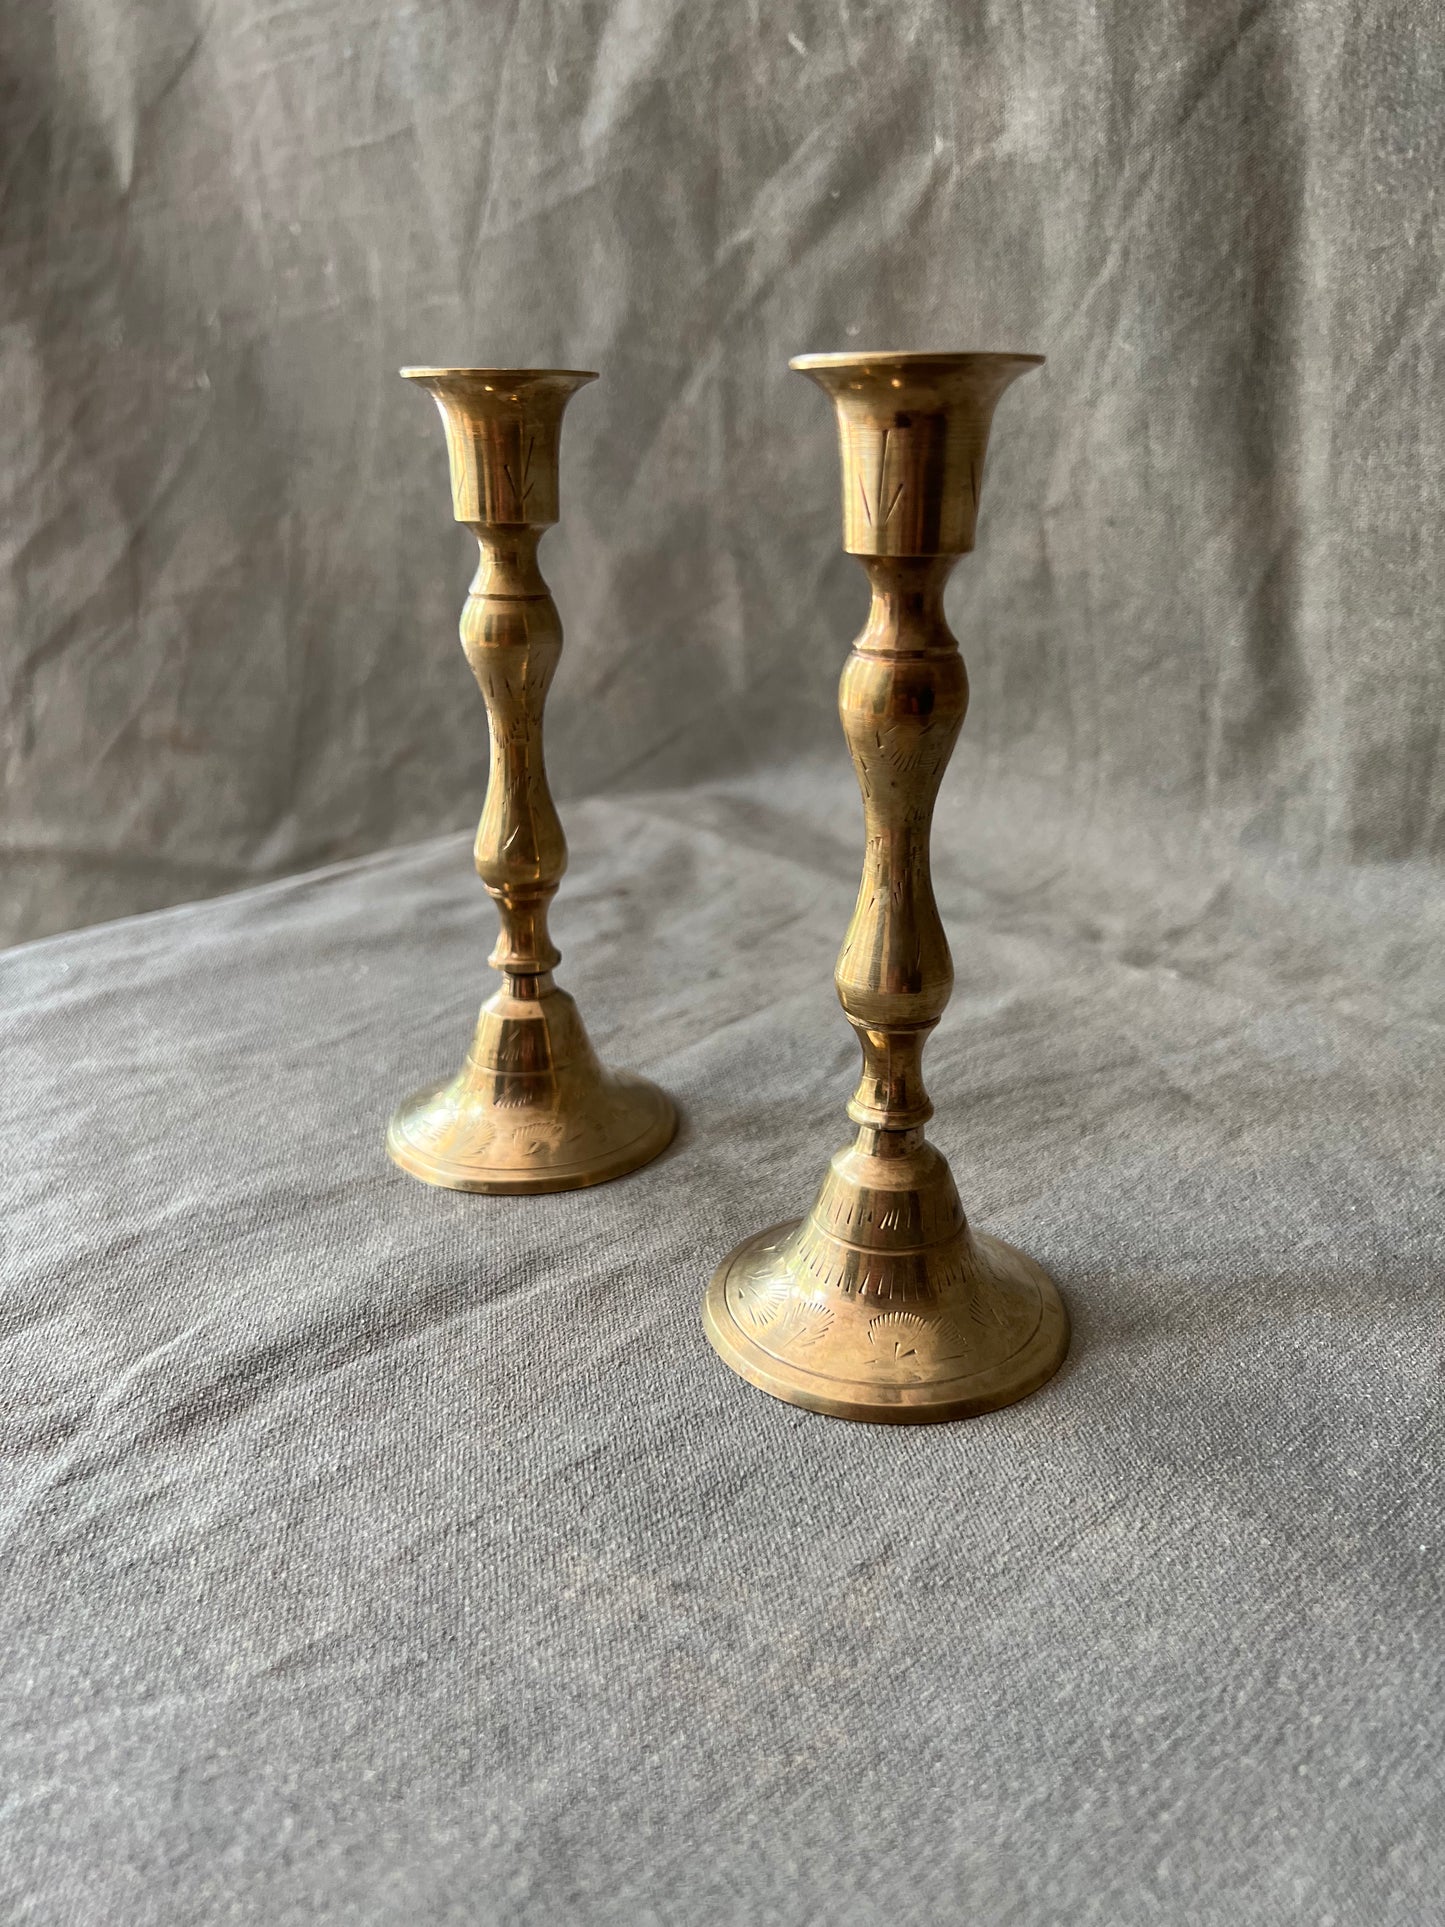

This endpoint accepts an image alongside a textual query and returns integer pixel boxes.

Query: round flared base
[387,1070,675,1195]
[704,1221,1069,1424]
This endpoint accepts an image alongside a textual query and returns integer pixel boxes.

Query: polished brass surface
[387,368,675,1194]
[705,351,1069,1422]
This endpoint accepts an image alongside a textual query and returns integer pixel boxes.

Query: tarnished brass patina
[705,351,1069,1422]
[387,368,675,1193]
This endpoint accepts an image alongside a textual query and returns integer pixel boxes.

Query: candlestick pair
[387,353,1068,1425]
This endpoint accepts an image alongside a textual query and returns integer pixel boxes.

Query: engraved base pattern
[705,1218,1069,1424]
[387,983,675,1194]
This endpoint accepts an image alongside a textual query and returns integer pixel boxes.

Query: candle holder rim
[399,365,599,384]
[789,348,1044,373]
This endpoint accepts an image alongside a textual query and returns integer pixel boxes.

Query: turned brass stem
[464,524,565,982]
[838,552,965,1133]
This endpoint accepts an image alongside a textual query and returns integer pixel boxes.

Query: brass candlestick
[704,351,1069,1423]
[387,368,675,1194]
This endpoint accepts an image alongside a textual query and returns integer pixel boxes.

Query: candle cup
[387,368,675,1194]
[704,351,1069,1422]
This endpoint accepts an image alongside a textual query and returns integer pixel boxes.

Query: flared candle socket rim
[399,365,598,385]
[789,349,1044,373]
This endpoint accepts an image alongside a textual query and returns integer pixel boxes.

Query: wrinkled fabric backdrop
[3,4,1444,1926]
[2,0,1439,945]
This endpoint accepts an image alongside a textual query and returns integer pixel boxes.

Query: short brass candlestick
[705,351,1069,1422]
[387,368,675,1194]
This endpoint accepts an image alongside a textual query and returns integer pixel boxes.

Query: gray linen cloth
[4,0,1442,948]
[3,763,1441,1924]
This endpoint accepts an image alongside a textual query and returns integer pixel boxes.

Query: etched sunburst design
[870,720,942,779]
[492,1087,537,1110]
[929,1316,972,1361]
[866,1309,928,1367]
[964,1247,1030,1329]
[502,432,536,515]
[864,1308,970,1377]
[400,1086,470,1153]
[965,1287,1007,1330]
[732,1272,791,1331]
[858,426,905,529]
[770,1297,834,1350]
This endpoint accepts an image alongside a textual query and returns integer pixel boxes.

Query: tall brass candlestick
[704,351,1069,1422]
[387,368,675,1194]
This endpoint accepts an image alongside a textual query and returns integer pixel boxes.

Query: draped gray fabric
[1,0,1440,945]
[2,3,1443,1922]
[3,773,1443,1924]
